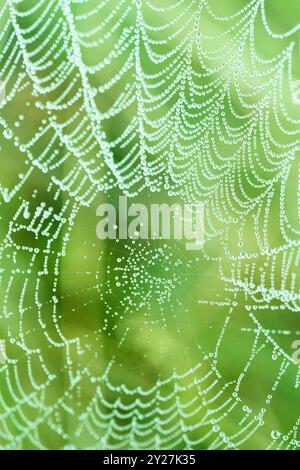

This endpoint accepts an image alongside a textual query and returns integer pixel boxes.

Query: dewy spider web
[0,0,299,450]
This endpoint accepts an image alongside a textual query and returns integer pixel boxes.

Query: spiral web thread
[0,0,300,450]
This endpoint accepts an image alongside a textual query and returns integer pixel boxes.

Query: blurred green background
[0,0,299,450]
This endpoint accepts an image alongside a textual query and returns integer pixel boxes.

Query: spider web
[0,0,300,450]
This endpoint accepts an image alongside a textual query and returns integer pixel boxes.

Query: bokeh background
[0,0,299,450]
